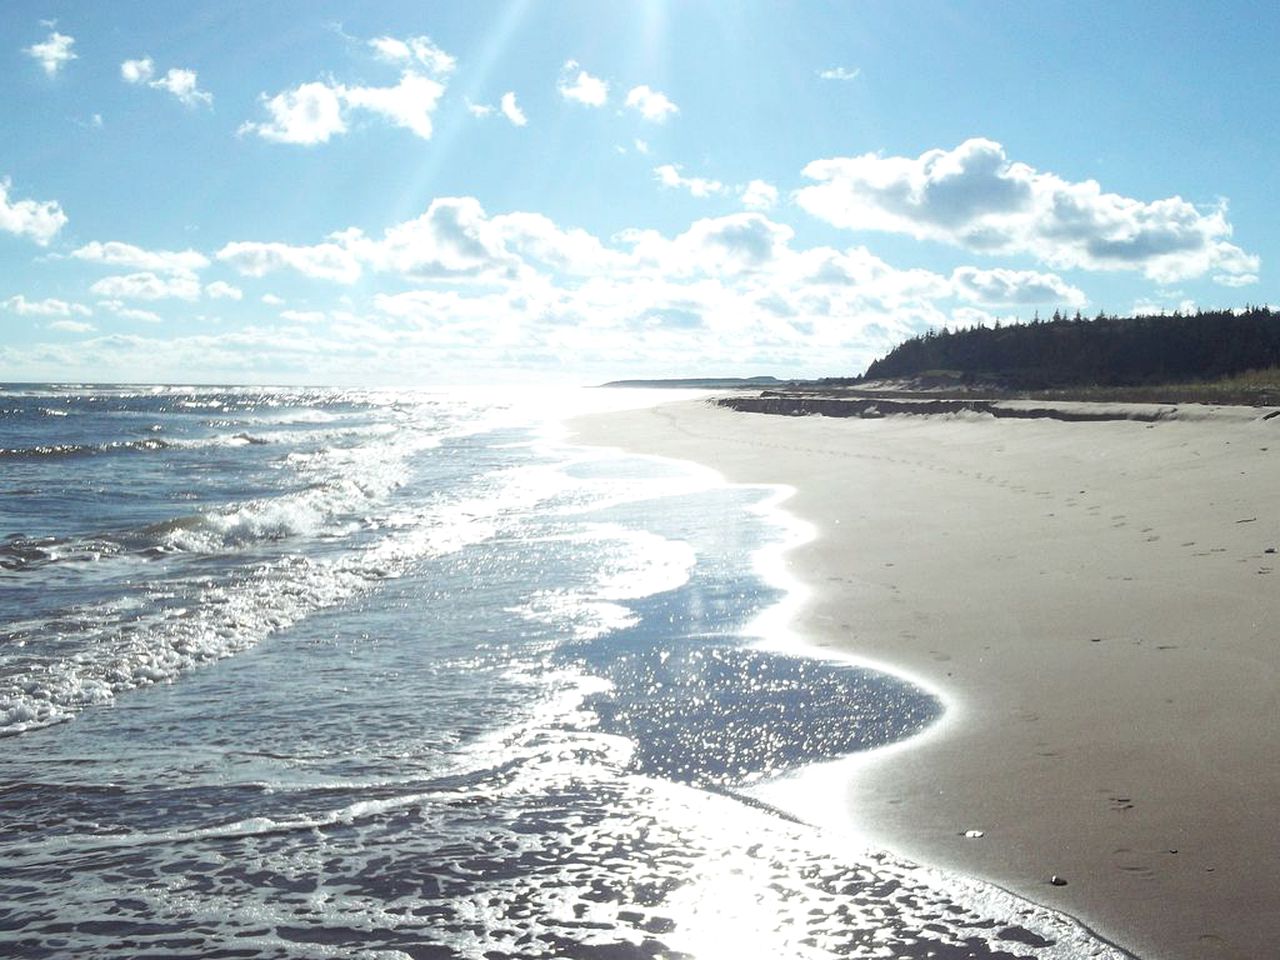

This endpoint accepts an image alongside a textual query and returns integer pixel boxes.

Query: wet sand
[571,397,1280,960]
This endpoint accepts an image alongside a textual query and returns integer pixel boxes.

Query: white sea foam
[0,446,571,735]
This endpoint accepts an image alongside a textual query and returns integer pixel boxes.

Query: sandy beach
[572,397,1280,960]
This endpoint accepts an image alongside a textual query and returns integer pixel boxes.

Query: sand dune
[572,397,1280,960]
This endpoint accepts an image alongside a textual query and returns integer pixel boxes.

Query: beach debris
[962,829,985,839]
[1049,875,1068,886]
[1236,516,1257,523]
[1265,547,1276,554]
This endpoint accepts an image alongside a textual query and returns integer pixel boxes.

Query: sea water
[0,384,1131,959]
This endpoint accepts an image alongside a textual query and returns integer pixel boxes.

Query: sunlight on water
[0,384,1131,959]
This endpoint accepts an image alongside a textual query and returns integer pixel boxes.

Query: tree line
[858,307,1280,387]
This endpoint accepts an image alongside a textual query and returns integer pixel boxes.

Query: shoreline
[569,397,1280,960]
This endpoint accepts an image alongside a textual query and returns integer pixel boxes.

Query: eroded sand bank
[571,397,1280,960]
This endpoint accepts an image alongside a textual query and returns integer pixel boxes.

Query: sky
[1,1,1277,386]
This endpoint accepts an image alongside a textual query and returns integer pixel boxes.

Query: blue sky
[1,1,1275,385]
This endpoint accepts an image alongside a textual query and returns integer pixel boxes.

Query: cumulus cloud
[796,138,1259,283]
[150,68,213,107]
[48,319,95,333]
[367,35,455,75]
[89,272,202,301]
[25,31,76,76]
[280,309,326,324]
[0,177,67,246]
[557,60,608,107]
[654,164,725,199]
[208,198,1116,377]
[97,299,163,322]
[260,293,285,306]
[121,57,154,83]
[818,66,860,81]
[500,92,527,127]
[2,294,91,317]
[204,280,242,300]
[216,238,363,283]
[242,34,451,144]
[243,72,445,142]
[342,71,447,139]
[71,240,209,274]
[241,81,346,144]
[1133,297,1198,317]
[121,58,212,106]
[466,100,494,118]
[740,179,779,211]
[625,85,678,122]
[1213,272,1259,288]
[673,214,793,273]
[950,266,1085,307]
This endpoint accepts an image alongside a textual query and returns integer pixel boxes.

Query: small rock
[1049,875,1068,886]
[1265,547,1276,554]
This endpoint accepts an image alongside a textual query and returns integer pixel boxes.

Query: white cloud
[261,293,285,306]
[97,299,163,322]
[48,319,95,333]
[653,164,724,199]
[367,35,455,76]
[205,200,1095,378]
[818,66,861,81]
[557,60,608,107]
[89,272,202,301]
[241,81,346,144]
[500,92,527,127]
[2,294,91,317]
[625,85,679,122]
[241,32,454,144]
[123,57,212,108]
[796,138,1260,283]
[121,57,155,83]
[950,266,1086,307]
[243,71,446,143]
[149,68,213,108]
[634,138,650,155]
[204,280,243,300]
[25,31,76,77]
[280,309,326,324]
[741,179,779,211]
[1213,272,1259,288]
[466,100,494,118]
[342,71,446,139]
[71,240,209,274]
[216,238,363,283]
[354,197,516,279]
[0,177,67,246]
[1133,298,1198,317]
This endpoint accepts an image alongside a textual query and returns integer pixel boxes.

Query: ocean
[0,384,1130,959]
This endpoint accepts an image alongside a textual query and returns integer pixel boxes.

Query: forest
[857,307,1280,388]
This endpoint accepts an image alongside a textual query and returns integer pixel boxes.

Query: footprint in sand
[1117,863,1156,881]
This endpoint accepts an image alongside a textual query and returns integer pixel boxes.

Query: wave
[0,437,171,460]
[0,453,570,735]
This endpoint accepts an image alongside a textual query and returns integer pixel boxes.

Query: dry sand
[571,397,1280,960]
